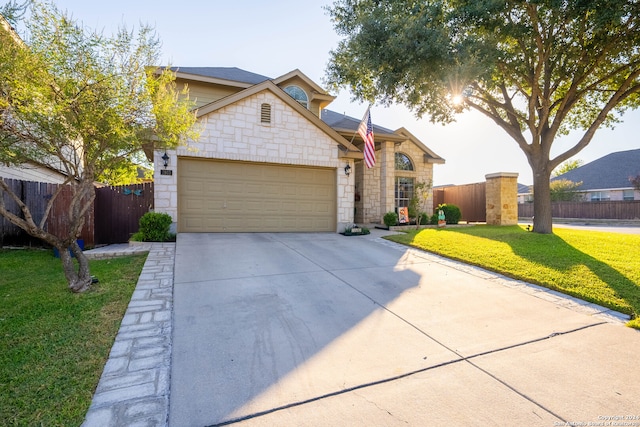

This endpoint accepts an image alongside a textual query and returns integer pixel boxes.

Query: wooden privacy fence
[1,179,154,247]
[518,200,640,220]
[433,182,487,222]
[0,179,94,247]
[95,182,154,244]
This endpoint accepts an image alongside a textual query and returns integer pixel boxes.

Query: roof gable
[321,109,445,163]
[395,127,445,164]
[195,81,361,157]
[552,149,640,190]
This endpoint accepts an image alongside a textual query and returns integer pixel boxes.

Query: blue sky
[40,0,640,185]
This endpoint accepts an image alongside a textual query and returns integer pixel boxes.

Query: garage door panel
[178,159,336,232]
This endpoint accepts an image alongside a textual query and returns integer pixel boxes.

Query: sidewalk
[82,242,175,426]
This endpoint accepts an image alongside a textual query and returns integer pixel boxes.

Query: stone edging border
[82,243,175,427]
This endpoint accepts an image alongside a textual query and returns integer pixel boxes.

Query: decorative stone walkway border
[82,243,175,427]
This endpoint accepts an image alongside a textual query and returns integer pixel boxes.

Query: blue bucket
[53,239,85,258]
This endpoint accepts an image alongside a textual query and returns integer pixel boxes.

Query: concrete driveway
[170,231,640,427]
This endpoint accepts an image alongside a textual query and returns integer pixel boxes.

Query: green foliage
[407,195,419,221]
[326,0,640,233]
[414,180,433,224]
[137,212,173,242]
[420,213,430,225]
[552,159,584,178]
[550,179,584,201]
[437,203,461,224]
[0,249,146,425]
[343,225,370,236]
[0,1,196,289]
[97,160,152,185]
[383,211,398,227]
[386,226,640,329]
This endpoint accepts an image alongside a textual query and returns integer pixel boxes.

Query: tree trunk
[1,177,96,292]
[58,242,92,293]
[532,167,553,234]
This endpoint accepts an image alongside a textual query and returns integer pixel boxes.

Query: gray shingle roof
[518,183,532,194]
[321,109,396,135]
[169,67,271,85]
[552,148,640,190]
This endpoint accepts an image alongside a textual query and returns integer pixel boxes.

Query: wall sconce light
[344,164,351,177]
[161,151,170,169]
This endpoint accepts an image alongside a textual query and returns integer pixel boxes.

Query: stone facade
[485,172,519,225]
[154,90,354,232]
[356,139,435,224]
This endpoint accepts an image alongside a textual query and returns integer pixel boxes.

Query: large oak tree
[326,0,640,233]
[0,1,197,291]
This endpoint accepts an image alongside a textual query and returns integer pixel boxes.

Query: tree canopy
[0,1,197,291]
[326,0,640,233]
[552,159,584,177]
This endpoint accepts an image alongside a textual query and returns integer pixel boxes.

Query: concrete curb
[82,243,175,427]
[372,236,630,324]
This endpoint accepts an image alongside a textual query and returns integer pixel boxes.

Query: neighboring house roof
[168,66,271,85]
[518,183,532,194]
[552,149,640,190]
[0,160,70,184]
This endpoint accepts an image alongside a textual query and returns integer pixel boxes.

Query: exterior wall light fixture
[344,164,351,176]
[161,152,170,169]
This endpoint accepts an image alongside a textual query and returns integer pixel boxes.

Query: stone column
[379,141,395,222]
[485,172,519,225]
[154,149,178,232]
[337,159,355,232]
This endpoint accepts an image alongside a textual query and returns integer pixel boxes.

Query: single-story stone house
[153,67,444,233]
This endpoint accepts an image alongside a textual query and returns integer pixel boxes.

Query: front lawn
[0,249,146,426]
[386,225,640,329]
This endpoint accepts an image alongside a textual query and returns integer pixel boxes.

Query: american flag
[358,107,376,168]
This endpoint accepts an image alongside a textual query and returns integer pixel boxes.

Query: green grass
[386,225,640,329]
[0,249,147,426]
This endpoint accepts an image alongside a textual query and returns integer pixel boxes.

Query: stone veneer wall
[355,139,436,224]
[485,172,519,225]
[154,90,354,232]
[356,151,382,223]
[394,140,435,217]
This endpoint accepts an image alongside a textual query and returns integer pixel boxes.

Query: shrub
[419,213,430,225]
[437,203,462,224]
[383,211,398,227]
[408,195,419,221]
[136,212,173,242]
[430,213,439,225]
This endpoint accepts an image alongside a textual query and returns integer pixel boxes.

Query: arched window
[284,85,308,108]
[395,153,414,171]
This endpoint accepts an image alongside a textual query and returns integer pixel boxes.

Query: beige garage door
[178,158,337,232]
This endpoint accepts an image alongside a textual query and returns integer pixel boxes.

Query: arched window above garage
[284,85,308,109]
